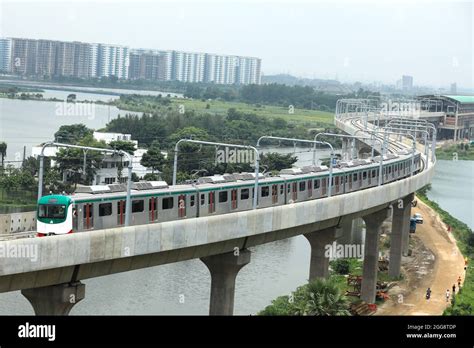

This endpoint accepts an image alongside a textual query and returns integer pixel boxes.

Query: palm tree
[291,278,351,316]
[0,142,7,170]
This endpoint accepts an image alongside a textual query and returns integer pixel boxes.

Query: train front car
[37,195,74,236]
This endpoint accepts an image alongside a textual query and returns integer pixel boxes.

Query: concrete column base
[401,193,414,256]
[304,227,337,281]
[21,282,85,315]
[361,209,389,304]
[201,249,250,315]
[389,194,414,278]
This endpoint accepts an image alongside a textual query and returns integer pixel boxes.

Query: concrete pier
[389,194,414,277]
[21,282,85,315]
[401,193,415,256]
[201,249,250,315]
[361,209,389,303]
[304,227,337,280]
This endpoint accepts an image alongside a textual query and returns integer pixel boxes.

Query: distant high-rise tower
[450,83,457,94]
[0,38,12,72]
[402,75,413,92]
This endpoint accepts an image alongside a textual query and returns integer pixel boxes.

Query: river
[0,97,141,164]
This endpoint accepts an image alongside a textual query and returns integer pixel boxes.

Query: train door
[368,170,371,185]
[117,200,126,225]
[83,203,94,230]
[208,191,216,214]
[231,189,238,210]
[335,176,340,193]
[72,206,78,231]
[271,184,278,204]
[149,197,158,222]
[178,195,186,218]
[322,178,327,196]
[307,180,312,198]
[292,182,298,201]
[349,174,353,190]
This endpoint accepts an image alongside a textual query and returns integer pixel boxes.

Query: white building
[96,44,130,79]
[32,132,155,186]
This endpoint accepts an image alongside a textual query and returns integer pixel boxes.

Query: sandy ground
[376,198,466,315]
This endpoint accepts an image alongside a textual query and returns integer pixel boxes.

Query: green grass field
[171,98,334,124]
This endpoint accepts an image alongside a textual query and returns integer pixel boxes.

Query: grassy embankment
[435,144,474,161]
[417,185,474,315]
[113,97,335,125]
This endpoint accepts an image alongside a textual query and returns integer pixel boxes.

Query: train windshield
[38,204,67,219]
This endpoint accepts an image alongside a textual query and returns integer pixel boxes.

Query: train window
[372,170,376,178]
[132,200,144,213]
[200,194,205,205]
[219,191,228,203]
[280,185,284,195]
[287,184,291,193]
[388,166,392,174]
[363,172,367,180]
[261,186,270,197]
[99,203,112,216]
[353,173,357,181]
[190,195,195,207]
[314,180,320,189]
[241,189,250,200]
[39,204,66,219]
[299,181,306,191]
[162,197,174,210]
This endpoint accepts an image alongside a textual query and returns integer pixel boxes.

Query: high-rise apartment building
[0,38,12,72]
[1,37,261,84]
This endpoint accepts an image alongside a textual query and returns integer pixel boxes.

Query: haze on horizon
[0,0,472,89]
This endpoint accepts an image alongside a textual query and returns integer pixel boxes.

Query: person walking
[452,284,456,295]
[446,289,450,302]
[426,287,431,300]
[458,276,462,289]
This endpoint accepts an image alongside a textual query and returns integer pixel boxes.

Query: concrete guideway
[0,105,436,315]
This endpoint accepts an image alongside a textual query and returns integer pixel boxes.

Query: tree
[140,141,166,174]
[291,279,350,316]
[54,135,107,186]
[54,124,93,144]
[259,279,350,316]
[0,142,6,170]
[109,140,137,181]
[261,152,298,172]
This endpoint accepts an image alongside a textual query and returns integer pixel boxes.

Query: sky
[0,0,472,88]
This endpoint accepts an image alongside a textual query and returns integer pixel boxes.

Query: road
[376,198,466,315]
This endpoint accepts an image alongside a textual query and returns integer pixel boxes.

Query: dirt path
[376,198,466,315]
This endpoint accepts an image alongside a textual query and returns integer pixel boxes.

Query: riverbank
[417,186,473,315]
[436,143,474,161]
[376,196,466,315]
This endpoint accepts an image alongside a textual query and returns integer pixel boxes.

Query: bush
[332,259,350,275]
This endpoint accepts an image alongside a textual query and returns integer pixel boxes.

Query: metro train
[36,149,422,236]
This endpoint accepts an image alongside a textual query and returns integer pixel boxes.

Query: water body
[0,79,183,98]
[0,98,141,163]
[427,160,474,230]
[41,89,119,102]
